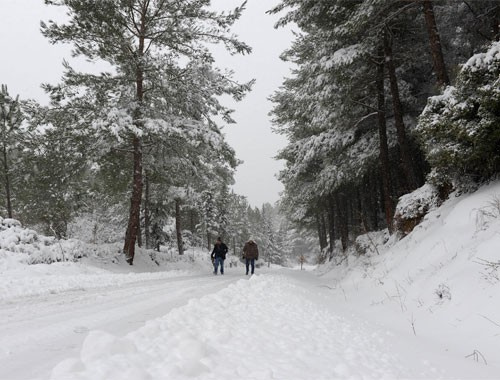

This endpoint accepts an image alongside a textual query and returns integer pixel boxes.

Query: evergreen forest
[1,0,500,266]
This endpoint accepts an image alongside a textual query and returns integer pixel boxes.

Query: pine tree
[417,41,500,190]
[42,0,252,264]
[17,103,91,237]
[0,85,24,219]
[269,0,479,250]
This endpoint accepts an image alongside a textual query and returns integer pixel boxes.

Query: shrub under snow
[0,217,116,265]
[0,217,60,265]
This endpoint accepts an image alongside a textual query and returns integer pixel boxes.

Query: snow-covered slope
[318,180,500,373]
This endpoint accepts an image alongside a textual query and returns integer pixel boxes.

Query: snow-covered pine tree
[224,192,250,255]
[17,103,91,237]
[270,0,408,250]
[41,0,252,264]
[417,41,500,191]
[139,106,238,254]
[0,85,24,219]
[269,0,488,252]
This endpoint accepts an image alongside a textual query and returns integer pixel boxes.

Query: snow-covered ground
[0,271,239,380]
[2,182,500,379]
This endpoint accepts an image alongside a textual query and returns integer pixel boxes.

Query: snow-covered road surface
[0,271,239,380]
[1,268,497,380]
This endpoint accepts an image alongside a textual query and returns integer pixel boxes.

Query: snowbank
[0,217,215,300]
[0,262,194,301]
[50,274,418,380]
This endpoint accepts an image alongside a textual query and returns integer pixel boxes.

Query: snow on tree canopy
[417,40,500,187]
[325,44,363,68]
[463,41,500,72]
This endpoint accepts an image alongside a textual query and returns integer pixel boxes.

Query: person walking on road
[243,239,259,275]
[211,237,228,275]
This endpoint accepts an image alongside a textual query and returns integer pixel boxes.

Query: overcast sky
[0,0,293,207]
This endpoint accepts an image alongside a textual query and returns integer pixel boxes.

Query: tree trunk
[316,211,328,251]
[493,4,500,41]
[144,171,151,249]
[190,209,196,232]
[335,192,349,251]
[123,7,146,265]
[347,190,354,235]
[327,194,336,259]
[123,136,143,264]
[137,222,142,248]
[2,145,12,218]
[376,44,394,233]
[384,30,418,192]
[422,0,450,86]
[367,172,379,231]
[175,198,184,255]
[357,187,366,233]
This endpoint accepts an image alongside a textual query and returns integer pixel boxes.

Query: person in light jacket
[243,239,259,275]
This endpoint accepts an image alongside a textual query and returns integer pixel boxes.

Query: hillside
[317,181,500,374]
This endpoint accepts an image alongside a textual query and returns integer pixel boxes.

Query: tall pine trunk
[175,199,184,255]
[137,224,142,247]
[376,45,394,233]
[316,211,328,251]
[369,172,380,231]
[327,194,336,258]
[144,171,151,249]
[335,192,349,251]
[2,144,12,218]
[123,7,146,265]
[422,0,450,86]
[356,187,366,233]
[492,4,500,41]
[124,136,143,264]
[384,30,418,192]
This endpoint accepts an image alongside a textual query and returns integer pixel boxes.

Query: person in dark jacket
[243,239,259,275]
[211,237,228,275]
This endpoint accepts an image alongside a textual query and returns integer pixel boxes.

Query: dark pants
[214,257,224,274]
[246,258,255,275]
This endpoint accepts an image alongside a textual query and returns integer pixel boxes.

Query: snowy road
[0,271,240,380]
[1,268,497,380]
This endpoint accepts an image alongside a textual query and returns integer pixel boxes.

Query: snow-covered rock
[393,183,441,236]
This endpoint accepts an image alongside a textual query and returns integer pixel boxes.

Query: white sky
[0,0,293,207]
